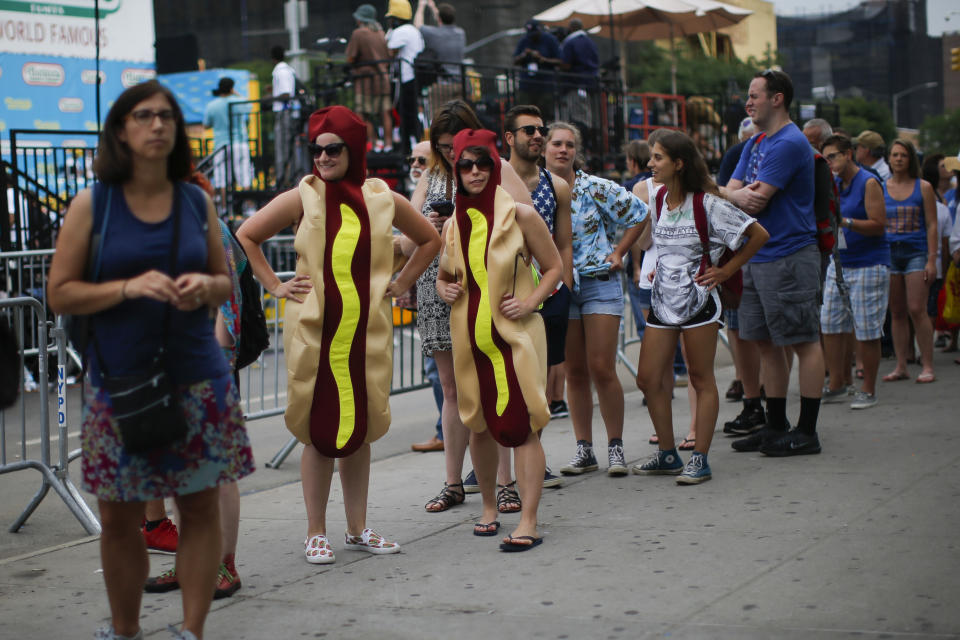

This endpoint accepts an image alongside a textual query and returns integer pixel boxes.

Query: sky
[770,0,957,37]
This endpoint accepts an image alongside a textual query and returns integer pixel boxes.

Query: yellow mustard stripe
[329,204,362,448]
[466,208,510,416]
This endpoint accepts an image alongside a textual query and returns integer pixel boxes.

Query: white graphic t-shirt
[651,191,754,325]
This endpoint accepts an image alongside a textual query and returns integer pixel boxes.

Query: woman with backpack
[633,130,768,485]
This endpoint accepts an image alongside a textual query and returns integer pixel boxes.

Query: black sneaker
[549,400,569,419]
[723,405,766,436]
[759,429,821,457]
[731,426,782,452]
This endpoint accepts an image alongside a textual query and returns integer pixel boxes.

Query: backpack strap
[690,191,711,276]
[654,185,667,222]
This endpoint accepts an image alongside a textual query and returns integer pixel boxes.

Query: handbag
[943,262,960,325]
[92,186,188,455]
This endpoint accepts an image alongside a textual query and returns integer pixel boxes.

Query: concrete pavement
[1,344,959,639]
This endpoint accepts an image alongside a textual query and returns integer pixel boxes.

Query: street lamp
[892,81,938,128]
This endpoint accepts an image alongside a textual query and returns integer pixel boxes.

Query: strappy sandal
[497,481,522,514]
[424,482,465,512]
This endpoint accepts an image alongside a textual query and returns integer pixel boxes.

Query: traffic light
[952,47,960,72]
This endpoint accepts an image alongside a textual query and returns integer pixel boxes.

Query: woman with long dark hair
[48,80,255,640]
[633,130,768,484]
[237,106,439,564]
[881,139,938,384]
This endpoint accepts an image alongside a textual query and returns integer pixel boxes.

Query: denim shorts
[569,273,624,319]
[888,241,926,275]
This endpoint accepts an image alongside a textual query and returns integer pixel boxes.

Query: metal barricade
[0,297,100,535]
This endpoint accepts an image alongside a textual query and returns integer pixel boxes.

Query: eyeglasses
[824,151,843,162]
[406,155,428,165]
[435,143,454,156]
[511,125,549,137]
[307,142,347,158]
[456,156,495,172]
[129,109,176,126]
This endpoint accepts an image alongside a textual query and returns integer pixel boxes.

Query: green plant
[835,97,896,144]
[918,108,960,155]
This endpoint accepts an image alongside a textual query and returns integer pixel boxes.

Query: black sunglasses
[307,142,347,158]
[511,125,549,137]
[456,156,495,172]
[406,155,428,165]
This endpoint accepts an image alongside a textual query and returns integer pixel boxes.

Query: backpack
[812,152,840,253]
[414,46,441,88]
[655,189,742,310]
[232,231,270,370]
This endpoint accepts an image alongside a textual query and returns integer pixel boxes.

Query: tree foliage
[918,108,960,155]
[834,97,896,144]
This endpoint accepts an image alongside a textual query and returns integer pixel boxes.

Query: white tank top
[638,178,663,291]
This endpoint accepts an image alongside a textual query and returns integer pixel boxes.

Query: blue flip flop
[499,535,543,552]
[473,521,501,537]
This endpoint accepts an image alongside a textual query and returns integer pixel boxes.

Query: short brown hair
[822,134,852,155]
[428,99,482,173]
[504,104,542,136]
[437,3,455,24]
[93,80,191,185]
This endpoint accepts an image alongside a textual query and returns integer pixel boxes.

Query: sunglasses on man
[307,142,347,158]
[511,125,549,137]
[406,155,428,165]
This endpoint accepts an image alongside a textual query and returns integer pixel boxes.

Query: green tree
[626,41,762,99]
[918,108,960,154]
[835,97,896,144]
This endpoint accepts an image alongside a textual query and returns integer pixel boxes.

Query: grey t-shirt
[651,192,754,325]
[420,24,465,77]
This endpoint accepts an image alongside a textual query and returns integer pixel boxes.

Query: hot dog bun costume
[442,129,550,447]
[283,106,396,458]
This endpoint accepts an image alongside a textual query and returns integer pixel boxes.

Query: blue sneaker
[463,469,480,494]
[632,449,684,475]
[542,466,563,488]
[676,453,712,485]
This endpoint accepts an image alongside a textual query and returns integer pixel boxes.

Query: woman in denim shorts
[881,140,938,384]
[543,122,648,477]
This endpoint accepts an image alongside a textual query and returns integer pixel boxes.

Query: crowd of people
[48,52,960,638]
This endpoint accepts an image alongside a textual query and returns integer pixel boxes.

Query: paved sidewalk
[1,348,958,639]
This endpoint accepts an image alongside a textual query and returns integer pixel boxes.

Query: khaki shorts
[355,93,391,116]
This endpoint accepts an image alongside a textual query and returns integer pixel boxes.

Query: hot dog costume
[283,106,396,458]
[442,129,550,447]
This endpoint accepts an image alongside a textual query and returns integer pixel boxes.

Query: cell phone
[428,200,454,217]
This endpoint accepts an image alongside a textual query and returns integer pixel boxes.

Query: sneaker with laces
[723,405,766,436]
[95,627,144,640]
[144,567,179,593]
[607,443,627,476]
[143,517,178,554]
[725,379,744,401]
[759,429,821,457]
[344,528,401,554]
[850,390,878,410]
[821,385,851,404]
[632,449,684,475]
[559,441,598,475]
[549,400,569,419]
[166,625,198,640]
[731,425,786,452]
[462,469,480,493]
[676,453,712,484]
[542,466,563,488]
[213,560,241,599]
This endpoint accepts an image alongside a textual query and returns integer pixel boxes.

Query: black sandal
[497,481,522,514]
[424,482,465,512]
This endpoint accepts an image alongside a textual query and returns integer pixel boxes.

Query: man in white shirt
[385,0,424,153]
[854,130,891,182]
[270,45,300,187]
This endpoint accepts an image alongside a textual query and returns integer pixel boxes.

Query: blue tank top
[88,182,229,385]
[837,169,889,269]
[884,178,926,252]
[531,167,557,234]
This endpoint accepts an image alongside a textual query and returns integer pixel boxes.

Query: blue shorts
[888,241,926,275]
[820,262,889,341]
[724,308,739,331]
[569,274,624,319]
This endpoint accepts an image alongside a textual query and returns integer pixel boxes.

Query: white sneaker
[850,390,878,410]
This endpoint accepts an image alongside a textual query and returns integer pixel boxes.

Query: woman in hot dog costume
[436,129,562,551]
[237,106,439,563]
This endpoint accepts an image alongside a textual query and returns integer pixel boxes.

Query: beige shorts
[355,93,391,115]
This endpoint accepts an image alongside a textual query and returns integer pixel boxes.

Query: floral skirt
[81,372,255,502]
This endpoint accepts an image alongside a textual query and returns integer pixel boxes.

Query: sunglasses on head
[512,125,549,137]
[307,142,347,158]
[456,156,495,172]
[406,155,428,165]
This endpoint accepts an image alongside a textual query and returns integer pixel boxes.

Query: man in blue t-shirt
[722,69,825,458]
[514,20,563,116]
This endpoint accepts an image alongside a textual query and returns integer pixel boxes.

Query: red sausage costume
[283,106,396,457]
[441,129,550,447]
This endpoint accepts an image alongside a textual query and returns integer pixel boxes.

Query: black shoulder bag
[92,186,188,455]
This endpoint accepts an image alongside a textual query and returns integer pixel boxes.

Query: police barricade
[0,296,100,535]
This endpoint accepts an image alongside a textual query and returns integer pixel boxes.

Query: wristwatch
[843,217,852,229]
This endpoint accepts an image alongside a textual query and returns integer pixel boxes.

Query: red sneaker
[213,561,241,599]
[143,517,178,554]
[144,567,179,593]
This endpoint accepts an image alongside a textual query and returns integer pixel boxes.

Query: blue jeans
[423,355,444,440]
